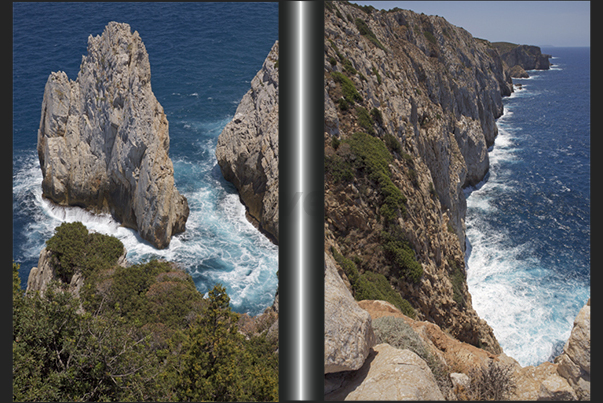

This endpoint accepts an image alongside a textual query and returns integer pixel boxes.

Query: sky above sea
[350,1,590,47]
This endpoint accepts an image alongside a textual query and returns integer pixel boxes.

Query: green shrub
[45,222,124,283]
[329,56,337,66]
[337,97,350,111]
[342,58,357,75]
[332,249,415,318]
[325,153,354,184]
[372,65,382,85]
[356,106,375,135]
[423,30,437,45]
[45,221,89,282]
[381,229,423,283]
[332,248,360,286]
[331,136,341,150]
[331,71,362,104]
[348,132,406,221]
[370,107,383,126]
[355,18,386,51]
[383,133,402,154]
[357,272,415,318]
[449,259,466,308]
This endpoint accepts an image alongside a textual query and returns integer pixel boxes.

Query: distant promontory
[491,42,552,78]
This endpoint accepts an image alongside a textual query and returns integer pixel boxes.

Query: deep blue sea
[13,2,279,316]
[465,47,590,366]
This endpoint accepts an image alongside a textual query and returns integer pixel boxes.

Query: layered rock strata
[324,1,508,353]
[216,41,279,244]
[37,22,189,249]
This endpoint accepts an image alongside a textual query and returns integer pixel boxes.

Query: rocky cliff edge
[216,41,279,244]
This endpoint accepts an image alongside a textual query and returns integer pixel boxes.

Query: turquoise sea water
[465,47,590,366]
[13,2,279,316]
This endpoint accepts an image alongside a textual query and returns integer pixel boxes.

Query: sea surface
[13,2,279,316]
[465,47,590,366]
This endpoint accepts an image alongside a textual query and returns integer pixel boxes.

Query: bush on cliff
[331,248,415,318]
[348,131,407,222]
[332,71,362,106]
[14,225,279,401]
[45,221,124,282]
[467,360,516,400]
[381,228,423,284]
[354,17,386,51]
[372,316,449,394]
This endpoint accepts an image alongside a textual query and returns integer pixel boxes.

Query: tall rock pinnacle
[37,22,189,249]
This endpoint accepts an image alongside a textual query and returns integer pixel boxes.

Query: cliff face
[324,2,509,353]
[37,22,189,249]
[216,41,279,244]
[492,42,552,77]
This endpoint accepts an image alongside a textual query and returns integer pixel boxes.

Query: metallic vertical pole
[279,1,324,400]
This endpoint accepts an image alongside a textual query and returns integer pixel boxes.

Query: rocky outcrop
[509,64,530,78]
[324,1,504,353]
[495,43,552,70]
[555,299,590,400]
[325,343,445,400]
[492,42,551,78]
[37,22,189,249]
[216,41,279,244]
[354,299,589,401]
[359,299,497,375]
[325,253,376,373]
[26,245,127,304]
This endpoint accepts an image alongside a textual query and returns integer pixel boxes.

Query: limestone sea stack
[37,22,189,249]
[216,41,279,244]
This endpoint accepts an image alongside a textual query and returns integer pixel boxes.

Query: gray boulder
[324,252,376,373]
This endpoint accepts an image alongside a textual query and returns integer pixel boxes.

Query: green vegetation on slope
[13,222,278,402]
[332,248,415,318]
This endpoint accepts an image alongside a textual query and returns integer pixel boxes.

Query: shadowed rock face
[215,41,279,244]
[37,22,189,249]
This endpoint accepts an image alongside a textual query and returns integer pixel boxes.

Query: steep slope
[216,41,279,244]
[37,22,189,249]
[323,2,514,353]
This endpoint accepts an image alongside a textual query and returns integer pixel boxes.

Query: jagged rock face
[324,253,376,373]
[37,22,189,249]
[324,2,504,353]
[216,41,279,244]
